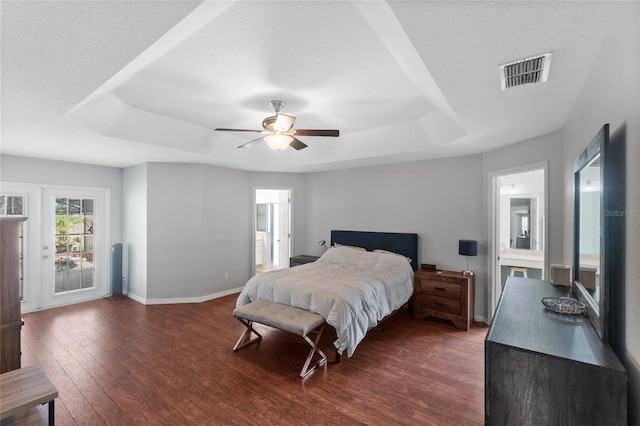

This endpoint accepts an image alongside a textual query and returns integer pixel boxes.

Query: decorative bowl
[541,297,586,314]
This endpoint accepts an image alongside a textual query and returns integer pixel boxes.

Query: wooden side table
[413,269,475,330]
[0,365,58,425]
[289,255,320,267]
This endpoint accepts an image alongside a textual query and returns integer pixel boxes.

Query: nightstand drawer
[420,279,461,299]
[419,294,461,316]
[413,269,474,330]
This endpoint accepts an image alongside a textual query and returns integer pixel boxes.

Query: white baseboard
[126,286,244,305]
[474,314,489,325]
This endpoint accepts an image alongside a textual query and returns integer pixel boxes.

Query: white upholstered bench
[232,300,328,377]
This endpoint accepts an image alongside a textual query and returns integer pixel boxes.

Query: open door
[488,165,547,323]
[254,188,291,274]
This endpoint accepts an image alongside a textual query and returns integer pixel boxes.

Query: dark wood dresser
[485,277,627,425]
[413,269,474,330]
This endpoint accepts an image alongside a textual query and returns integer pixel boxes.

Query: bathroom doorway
[488,163,548,322]
[254,188,291,274]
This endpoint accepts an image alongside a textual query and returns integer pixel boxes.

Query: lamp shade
[264,134,293,151]
[459,240,478,257]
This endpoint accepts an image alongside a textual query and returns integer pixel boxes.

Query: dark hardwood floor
[20,295,488,425]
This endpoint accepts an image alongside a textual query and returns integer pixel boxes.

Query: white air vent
[500,53,552,90]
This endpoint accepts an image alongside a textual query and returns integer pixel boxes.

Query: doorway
[253,188,291,274]
[1,182,109,312]
[488,164,548,322]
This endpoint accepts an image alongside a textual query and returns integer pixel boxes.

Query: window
[1,195,25,299]
[54,197,95,293]
[0,195,24,216]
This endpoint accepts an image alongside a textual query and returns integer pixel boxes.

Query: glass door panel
[54,197,95,293]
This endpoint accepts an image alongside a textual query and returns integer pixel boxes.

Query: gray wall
[122,163,148,299]
[143,163,251,300]
[120,163,309,302]
[561,3,639,423]
[301,134,565,324]
[482,131,565,267]
[304,155,487,318]
[0,154,123,249]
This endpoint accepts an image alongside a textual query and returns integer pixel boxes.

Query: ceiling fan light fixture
[264,134,293,151]
[274,113,296,132]
[215,100,339,150]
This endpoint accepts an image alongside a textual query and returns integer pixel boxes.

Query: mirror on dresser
[573,124,609,341]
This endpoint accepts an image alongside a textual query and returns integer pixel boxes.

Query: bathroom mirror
[573,124,609,341]
[509,196,539,250]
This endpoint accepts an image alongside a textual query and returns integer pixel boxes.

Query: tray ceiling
[1,1,615,172]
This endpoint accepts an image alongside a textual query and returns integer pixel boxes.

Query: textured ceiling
[1,1,615,172]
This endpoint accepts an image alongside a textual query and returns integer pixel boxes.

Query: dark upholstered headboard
[330,230,419,271]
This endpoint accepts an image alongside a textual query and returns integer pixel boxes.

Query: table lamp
[459,239,477,276]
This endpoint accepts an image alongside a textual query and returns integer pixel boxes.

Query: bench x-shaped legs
[300,323,327,377]
[233,318,328,377]
[233,317,263,350]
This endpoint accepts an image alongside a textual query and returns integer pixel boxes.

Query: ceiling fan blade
[289,137,308,150]
[215,128,263,133]
[274,114,296,131]
[293,129,340,137]
[237,137,264,149]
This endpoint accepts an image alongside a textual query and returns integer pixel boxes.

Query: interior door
[276,190,291,268]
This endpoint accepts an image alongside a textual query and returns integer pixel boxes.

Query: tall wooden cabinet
[1,216,27,373]
[485,277,627,425]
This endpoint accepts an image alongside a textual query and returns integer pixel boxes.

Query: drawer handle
[434,287,447,291]
[435,303,447,308]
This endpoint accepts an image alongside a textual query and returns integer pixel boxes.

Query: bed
[236,230,418,357]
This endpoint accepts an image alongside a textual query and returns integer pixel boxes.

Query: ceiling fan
[215,100,340,151]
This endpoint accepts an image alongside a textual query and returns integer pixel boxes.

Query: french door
[0,183,108,311]
[41,188,107,308]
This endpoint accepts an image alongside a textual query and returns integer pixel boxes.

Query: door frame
[487,161,548,323]
[251,186,293,276]
[1,181,111,312]
[41,186,110,309]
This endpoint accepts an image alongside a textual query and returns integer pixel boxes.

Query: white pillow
[319,246,366,265]
[373,249,412,264]
[333,242,366,251]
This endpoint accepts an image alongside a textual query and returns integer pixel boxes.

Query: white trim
[474,314,489,324]
[126,286,243,305]
[21,294,106,313]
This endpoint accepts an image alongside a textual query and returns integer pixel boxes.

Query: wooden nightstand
[413,269,475,330]
[289,255,320,267]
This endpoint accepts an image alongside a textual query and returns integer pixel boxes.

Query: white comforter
[236,246,414,357]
